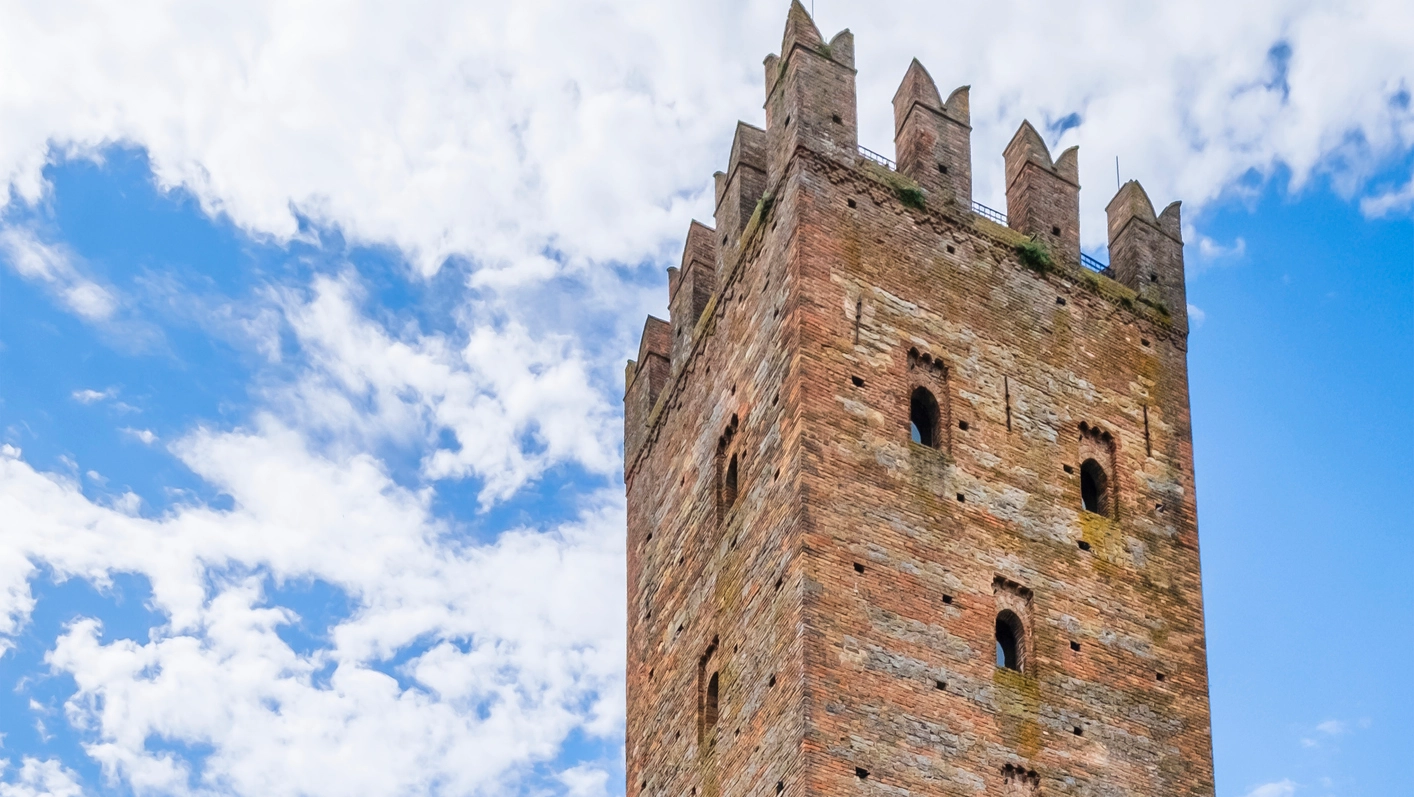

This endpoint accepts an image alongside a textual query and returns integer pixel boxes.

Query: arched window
[704,672,719,732]
[1080,458,1109,516]
[910,387,940,448]
[995,611,1024,672]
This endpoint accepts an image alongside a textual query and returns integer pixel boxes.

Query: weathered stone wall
[626,4,1214,797]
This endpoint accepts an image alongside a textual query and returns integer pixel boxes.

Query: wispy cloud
[120,427,158,445]
[1246,780,1297,797]
[0,227,117,321]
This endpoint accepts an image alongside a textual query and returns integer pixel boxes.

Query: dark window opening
[996,611,1023,671]
[1080,458,1109,515]
[1070,641,1081,652]
[956,493,966,503]
[723,454,739,510]
[832,113,842,124]
[776,782,784,794]
[1056,296,1066,305]
[1051,225,1062,236]
[958,420,969,431]
[1156,672,1166,682]
[1077,540,1091,551]
[853,562,865,574]
[938,163,949,174]
[851,375,864,387]
[854,768,869,780]
[946,245,955,254]
[704,672,719,733]
[942,594,953,604]
[935,679,947,690]
[847,198,856,208]
[910,387,941,448]
[1073,726,1083,736]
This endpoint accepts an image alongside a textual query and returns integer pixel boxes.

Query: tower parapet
[1107,180,1188,333]
[1004,120,1081,264]
[762,1,857,184]
[668,220,719,366]
[892,59,971,206]
[623,315,670,465]
[712,122,767,273]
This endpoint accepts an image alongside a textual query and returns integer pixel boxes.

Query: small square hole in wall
[1141,338,1151,347]
[1078,540,1092,552]
[853,562,865,574]
[847,198,856,208]
[731,384,736,395]
[942,594,953,604]
[776,782,784,795]
[1073,726,1083,736]
[769,674,777,687]
[1056,297,1066,306]
[832,113,842,124]
[1064,464,1074,474]
[958,420,969,431]
[956,493,966,503]
[775,577,783,590]
[774,468,781,481]
[851,376,864,387]
[646,532,653,542]
[1156,672,1166,682]
[1070,641,1080,652]
[935,680,947,690]
[649,668,654,680]
[946,245,955,254]
[938,163,949,174]
[855,768,870,780]
[1052,226,1062,236]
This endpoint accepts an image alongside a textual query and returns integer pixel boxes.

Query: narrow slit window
[723,455,739,510]
[1080,458,1109,515]
[704,672,719,733]
[995,611,1023,672]
[910,387,941,448]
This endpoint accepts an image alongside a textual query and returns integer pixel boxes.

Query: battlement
[627,0,1189,469]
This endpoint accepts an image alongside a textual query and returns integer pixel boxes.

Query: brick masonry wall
[626,6,1214,797]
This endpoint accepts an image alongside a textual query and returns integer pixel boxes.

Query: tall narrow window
[704,672,719,733]
[996,611,1024,671]
[723,455,738,510]
[910,387,940,448]
[1080,458,1109,515]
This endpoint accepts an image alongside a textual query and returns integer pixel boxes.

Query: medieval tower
[624,4,1215,797]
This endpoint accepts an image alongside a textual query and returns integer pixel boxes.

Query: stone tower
[623,4,1214,797]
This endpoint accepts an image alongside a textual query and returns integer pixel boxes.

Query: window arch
[910,387,941,448]
[1080,458,1110,516]
[995,610,1025,672]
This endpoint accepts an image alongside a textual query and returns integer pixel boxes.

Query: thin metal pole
[1115,157,1121,190]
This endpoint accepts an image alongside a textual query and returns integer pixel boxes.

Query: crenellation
[892,59,972,206]
[763,2,857,184]
[713,122,768,267]
[628,6,1212,797]
[1004,121,1081,264]
[1106,180,1188,334]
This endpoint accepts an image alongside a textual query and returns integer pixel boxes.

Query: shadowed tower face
[623,4,1215,797]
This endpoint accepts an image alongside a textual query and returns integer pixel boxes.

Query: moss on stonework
[896,185,926,210]
[994,667,1042,757]
[1015,240,1054,273]
[739,191,776,249]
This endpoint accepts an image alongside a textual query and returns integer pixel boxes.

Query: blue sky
[1,2,1411,796]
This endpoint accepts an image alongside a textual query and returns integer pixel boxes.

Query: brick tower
[623,4,1215,797]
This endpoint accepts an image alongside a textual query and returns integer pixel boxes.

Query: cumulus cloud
[121,427,158,445]
[0,0,1410,281]
[0,226,117,320]
[72,388,117,405]
[0,758,85,797]
[2,430,625,796]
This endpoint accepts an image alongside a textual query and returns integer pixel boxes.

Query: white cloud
[1187,304,1207,328]
[0,758,84,797]
[71,388,116,405]
[1245,779,1297,797]
[1361,173,1414,217]
[121,427,158,445]
[0,0,1410,281]
[1,428,626,797]
[1198,235,1247,260]
[0,226,117,321]
[1315,719,1347,735]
